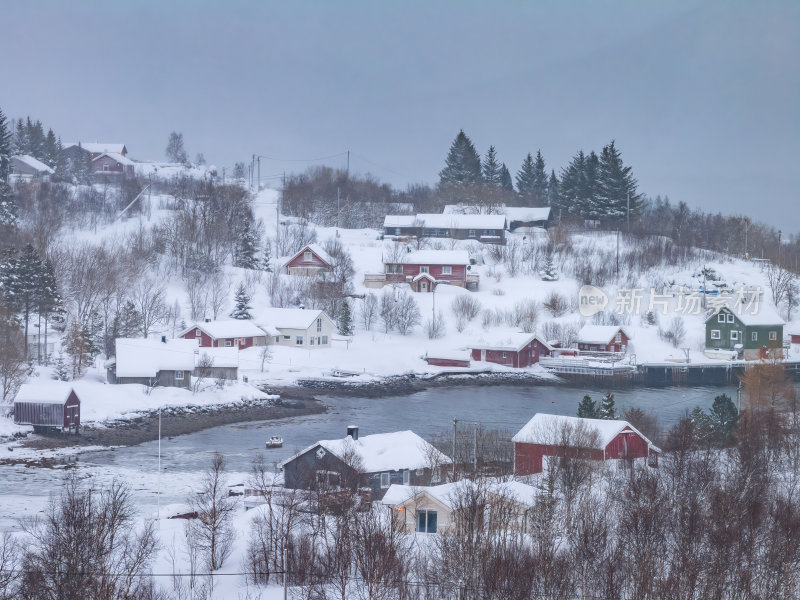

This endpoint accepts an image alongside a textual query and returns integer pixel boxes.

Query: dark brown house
[14,383,80,433]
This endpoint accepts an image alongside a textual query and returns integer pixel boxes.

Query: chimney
[161,335,167,343]
[346,425,359,441]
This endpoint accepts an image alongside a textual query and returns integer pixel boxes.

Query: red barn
[512,413,659,476]
[384,250,471,291]
[14,383,80,433]
[576,325,630,353]
[180,320,267,349]
[283,244,333,276]
[471,332,553,368]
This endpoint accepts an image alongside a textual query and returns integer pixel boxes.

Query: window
[394,228,401,235]
[316,447,327,459]
[310,337,315,346]
[103,164,110,172]
[730,330,739,341]
[317,318,322,332]
[770,331,778,341]
[468,229,476,238]
[175,370,184,380]
[718,314,726,323]
[727,314,735,323]
[502,351,507,358]
[322,336,328,344]
[304,251,312,261]
[420,266,429,274]
[711,330,721,340]
[752,332,758,342]
[380,472,390,488]
[195,328,202,337]
[283,335,290,340]
[442,266,452,275]
[431,467,441,483]
[615,332,622,343]
[296,336,304,345]
[416,510,438,533]
[403,469,410,485]
[416,468,424,476]
[225,340,232,347]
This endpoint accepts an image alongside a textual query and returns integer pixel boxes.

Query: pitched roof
[384,215,418,228]
[196,347,239,368]
[12,154,54,174]
[256,307,332,331]
[705,303,784,327]
[473,331,552,352]
[383,213,507,230]
[577,325,630,345]
[183,320,266,339]
[92,152,134,166]
[280,430,452,472]
[64,142,126,155]
[284,243,333,267]
[504,206,551,222]
[14,382,75,405]
[401,250,470,265]
[381,479,539,510]
[114,338,196,378]
[512,413,660,452]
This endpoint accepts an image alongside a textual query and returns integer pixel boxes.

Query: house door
[420,281,428,292]
[481,349,486,361]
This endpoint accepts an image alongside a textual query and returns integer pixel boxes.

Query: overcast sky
[2,1,798,231]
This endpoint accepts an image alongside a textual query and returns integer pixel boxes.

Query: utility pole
[283,547,288,600]
[257,156,261,193]
[346,150,350,177]
[452,419,457,481]
[615,230,620,277]
[337,187,340,229]
[626,190,630,233]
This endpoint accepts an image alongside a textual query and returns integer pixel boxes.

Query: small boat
[265,436,283,449]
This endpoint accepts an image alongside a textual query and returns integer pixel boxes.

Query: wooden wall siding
[471,340,550,368]
[425,357,470,367]
[115,370,191,389]
[578,331,628,353]
[181,329,264,349]
[14,391,80,429]
[705,310,782,351]
[286,252,330,271]
[386,226,506,245]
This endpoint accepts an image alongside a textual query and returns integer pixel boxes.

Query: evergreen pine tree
[499,163,513,192]
[709,393,739,441]
[53,137,67,181]
[234,225,259,269]
[481,145,502,186]
[260,239,273,272]
[53,353,70,381]
[515,153,537,206]
[337,299,353,336]
[13,119,27,155]
[0,181,18,230]
[690,406,715,442]
[438,130,482,187]
[230,284,253,320]
[540,254,559,281]
[599,391,616,419]
[43,128,59,168]
[531,150,549,207]
[114,300,144,339]
[547,170,560,213]
[0,107,11,182]
[583,151,601,219]
[598,140,641,224]
[559,150,588,219]
[0,110,15,229]
[27,118,46,160]
[577,394,598,418]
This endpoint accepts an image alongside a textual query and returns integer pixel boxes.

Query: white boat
[265,436,283,449]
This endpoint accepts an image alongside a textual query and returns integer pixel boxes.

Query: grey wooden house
[107,337,196,388]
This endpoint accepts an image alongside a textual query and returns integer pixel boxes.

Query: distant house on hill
[471,332,553,368]
[180,320,267,349]
[503,206,551,231]
[91,153,135,178]
[281,243,333,276]
[255,307,336,348]
[383,214,507,244]
[705,305,784,360]
[378,250,473,292]
[63,142,128,157]
[512,413,660,476]
[279,426,452,499]
[10,155,54,181]
[576,325,630,353]
[107,338,196,388]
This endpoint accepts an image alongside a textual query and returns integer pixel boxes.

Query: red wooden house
[512,413,660,476]
[282,244,333,276]
[14,383,81,433]
[179,320,267,350]
[91,153,135,178]
[471,332,553,368]
[576,325,630,353]
[384,250,470,292]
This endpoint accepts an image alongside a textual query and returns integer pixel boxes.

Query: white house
[256,307,337,348]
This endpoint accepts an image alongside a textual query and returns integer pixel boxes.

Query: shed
[471,332,553,368]
[576,325,630,353]
[512,413,660,476]
[14,383,80,433]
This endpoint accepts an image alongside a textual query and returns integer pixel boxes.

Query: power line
[251,151,349,163]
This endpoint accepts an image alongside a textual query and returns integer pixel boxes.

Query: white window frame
[175,370,184,380]
[468,229,476,238]
[420,266,429,274]
[304,251,312,261]
[380,472,390,488]
[751,331,758,342]
[615,332,622,343]
[416,509,438,534]
[103,164,110,172]
[770,331,777,341]
[283,335,291,340]
[403,469,410,485]
[296,336,303,345]
[317,318,322,332]
[718,314,725,323]
[730,330,739,341]
[442,265,452,275]
[225,340,232,347]
[711,329,721,340]
[195,328,202,337]
[502,351,507,358]
[431,467,441,483]
[727,314,735,323]
[322,335,328,345]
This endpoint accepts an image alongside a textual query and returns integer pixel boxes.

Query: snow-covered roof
[280,430,451,472]
[183,320,266,340]
[706,303,784,327]
[115,338,196,378]
[383,214,506,230]
[64,142,126,155]
[12,154,55,174]
[256,307,331,331]
[384,215,418,228]
[196,347,239,368]
[472,331,551,352]
[381,479,539,510]
[412,272,436,282]
[285,243,333,266]
[14,382,75,405]
[512,413,660,452]
[442,204,499,215]
[425,350,471,361]
[577,325,630,345]
[504,206,551,222]
[92,152,135,166]
[400,250,470,265]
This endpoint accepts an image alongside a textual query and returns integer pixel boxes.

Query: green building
[705,306,784,360]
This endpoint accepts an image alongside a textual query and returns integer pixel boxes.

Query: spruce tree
[234,225,259,269]
[260,239,273,272]
[0,107,11,182]
[438,130,482,187]
[481,145,502,187]
[53,353,70,381]
[499,163,513,192]
[13,119,27,155]
[598,140,641,224]
[531,150,549,207]
[690,406,715,443]
[559,150,587,218]
[540,254,558,281]
[709,393,738,441]
[577,394,597,418]
[547,170,560,213]
[0,109,15,228]
[337,299,353,336]
[599,391,617,420]
[230,284,253,320]
[583,151,601,219]
[515,153,537,206]
[44,128,59,168]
